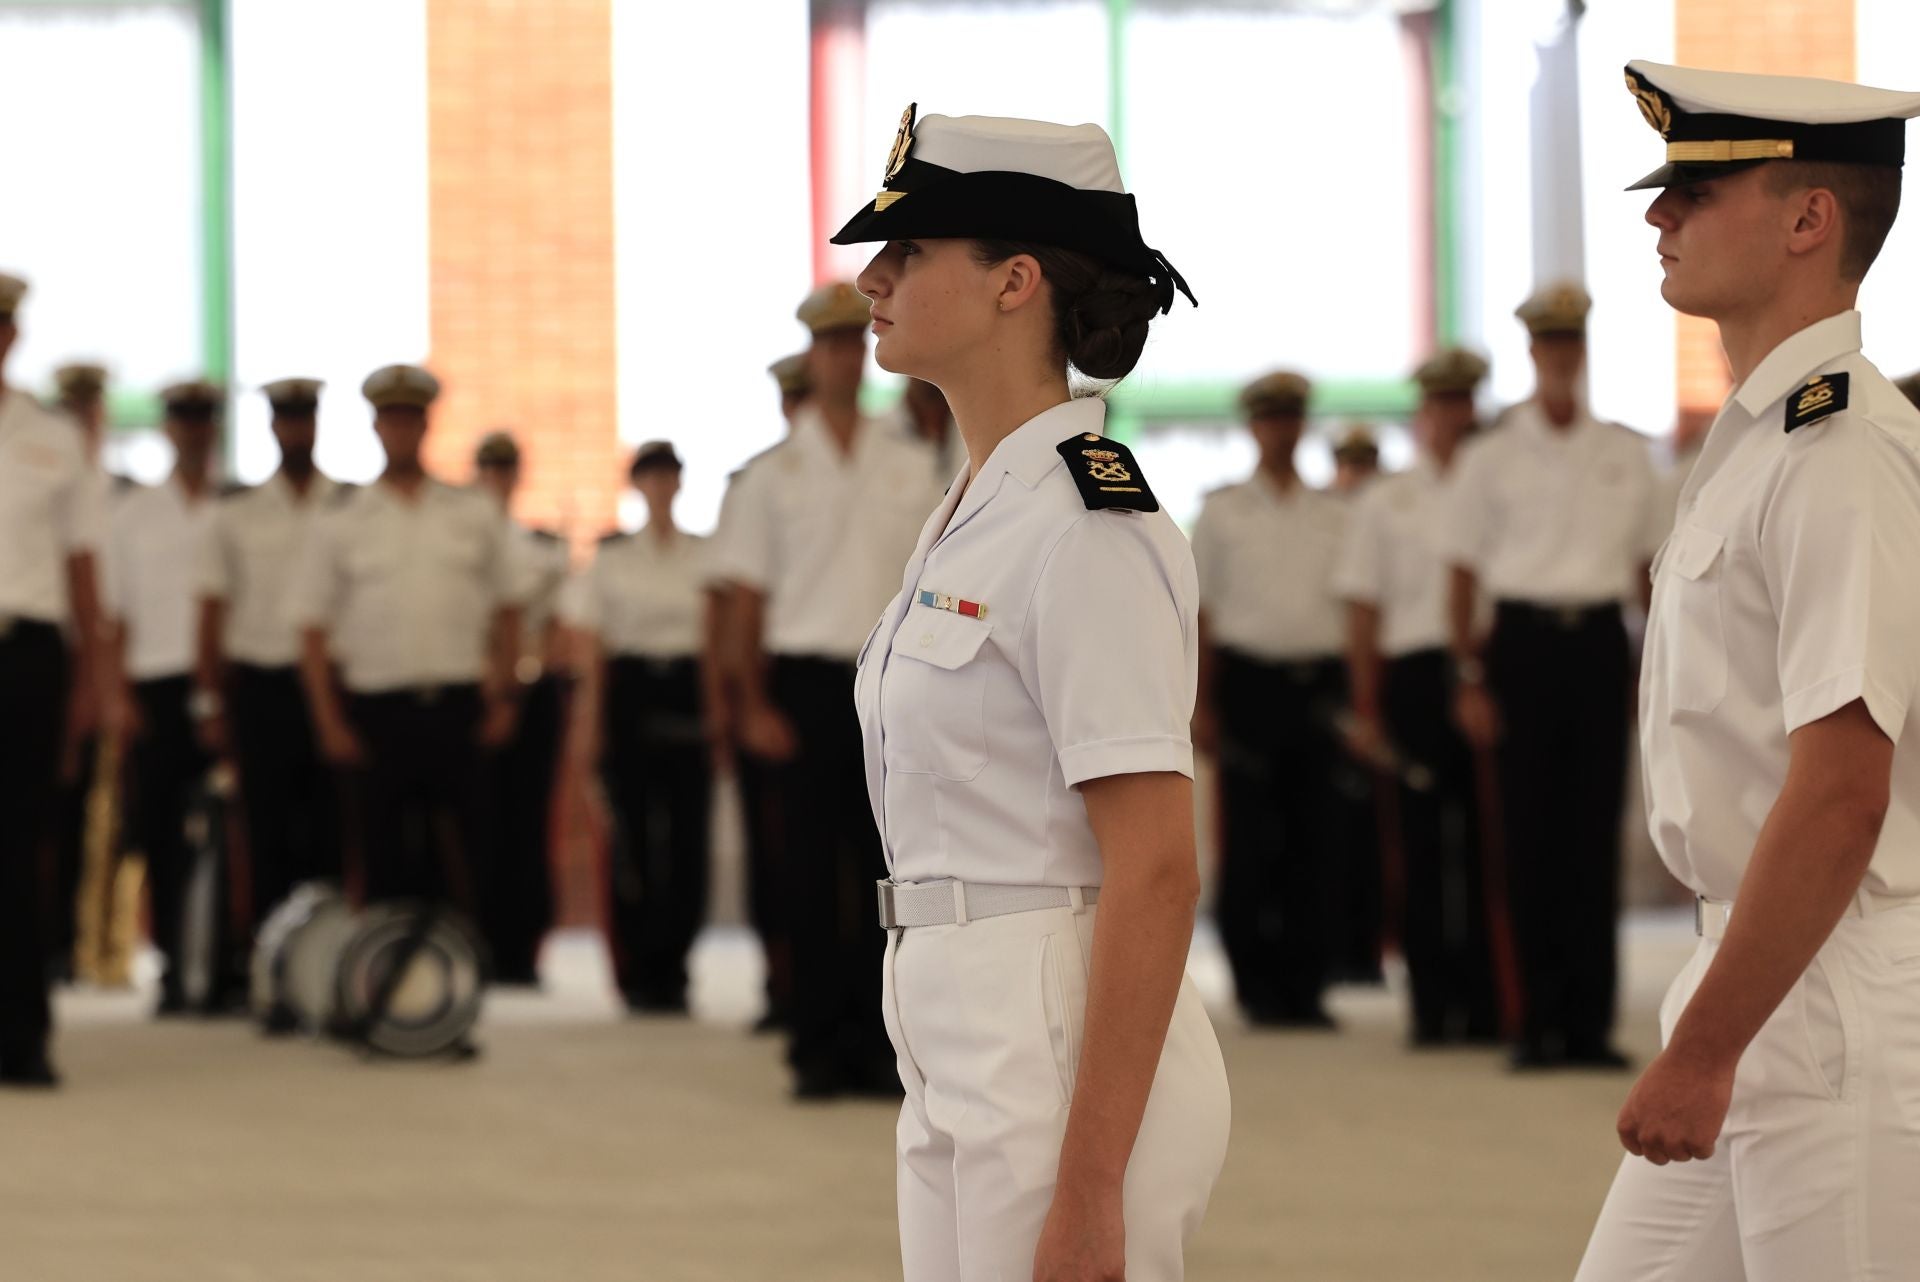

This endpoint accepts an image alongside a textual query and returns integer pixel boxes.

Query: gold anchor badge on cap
[1626,69,1672,137]
[875,103,917,212]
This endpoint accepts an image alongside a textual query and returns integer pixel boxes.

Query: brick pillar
[1672,0,1855,422]
[426,0,621,930]
[425,0,622,550]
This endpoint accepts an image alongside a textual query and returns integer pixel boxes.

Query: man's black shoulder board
[1055,433,1159,513]
[1786,372,1849,434]
[598,529,631,545]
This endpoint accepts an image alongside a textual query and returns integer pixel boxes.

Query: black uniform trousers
[1487,601,1630,1055]
[739,748,791,1023]
[1382,648,1500,1042]
[347,686,487,926]
[768,655,889,1083]
[1,621,69,1063]
[1214,650,1346,1022]
[228,663,340,927]
[125,674,212,1007]
[480,675,562,983]
[602,656,711,1009]
[45,729,99,978]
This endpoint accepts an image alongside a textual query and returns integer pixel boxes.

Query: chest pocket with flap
[882,604,993,782]
[1661,522,1728,716]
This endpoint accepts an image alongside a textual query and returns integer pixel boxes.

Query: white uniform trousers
[882,903,1231,1281]
[1576,900,1920,1281]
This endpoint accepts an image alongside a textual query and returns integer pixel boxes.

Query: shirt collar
[1731,310,1863,417]
[977,397,1107,491]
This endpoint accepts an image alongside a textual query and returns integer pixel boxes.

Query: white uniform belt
[1696,889,1920,941]
[877,879,1098,930]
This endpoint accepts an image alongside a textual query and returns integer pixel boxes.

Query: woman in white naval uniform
[835,108,1230,1281]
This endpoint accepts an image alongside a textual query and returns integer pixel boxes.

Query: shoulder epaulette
[597,529,632,545]
[1056,432,1159,513]
[219,481,253,499]
[1785,372,1849,434]
[530,527,563,544]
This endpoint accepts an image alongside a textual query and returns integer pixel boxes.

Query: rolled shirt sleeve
[1022,511,1198,788]
[708,465,774,591]
[1442,442,1493,572]
[196,508,234,602]
[1332,486,1386,605]
[1763,429,1920,741]
[282,514,342,634]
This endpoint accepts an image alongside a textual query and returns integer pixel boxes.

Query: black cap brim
[1625,157,1771,191]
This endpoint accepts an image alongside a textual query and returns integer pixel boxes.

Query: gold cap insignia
[884,103,917,185]
[1626,70,1672,138]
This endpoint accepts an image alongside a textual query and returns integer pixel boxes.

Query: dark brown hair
[970,241,1162,381]
[1765,161,1903,281]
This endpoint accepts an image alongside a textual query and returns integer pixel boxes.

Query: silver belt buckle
[876,880,900,931]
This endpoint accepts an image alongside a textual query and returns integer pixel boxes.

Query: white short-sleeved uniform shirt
[196,472,338,667]
[1444,401,1663,604]
[855,398,1198,888]
[709,406,944,660]
[104,478,219,680]
[1643,311,1920,901]
[283,479,517,693]
[566,528,708,659]
[0,390,105,625]
[504,519,570,645]
[1189,473,1347,660]
[1332,459,1464,657]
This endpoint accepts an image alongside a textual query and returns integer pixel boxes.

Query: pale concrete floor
[0,916,1696,1282]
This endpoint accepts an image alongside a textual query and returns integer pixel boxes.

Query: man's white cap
[362,364,441,410]
[1625,60,1920,190]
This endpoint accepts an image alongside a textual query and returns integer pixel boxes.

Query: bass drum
[251,882,351,1034]
[332,902,486,1058]
[278,887,362,1036]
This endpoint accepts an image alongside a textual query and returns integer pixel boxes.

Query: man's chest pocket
[1658,523,1728,715]
[881,606,993,782]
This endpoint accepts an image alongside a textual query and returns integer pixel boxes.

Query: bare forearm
[1346,602,1383,719]
[195,598,226,694]
[66,555,107,698]
[731,586,772,708]
[1667,712,1889,1071]
[1447,565,1479,663]
[299,630,346,728]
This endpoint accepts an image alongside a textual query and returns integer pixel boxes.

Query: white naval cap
[1625,60,1920,190]
[261,378,324,413]
[831,104,1194,313]
[909,113,1126,194]
[362,364,441,410]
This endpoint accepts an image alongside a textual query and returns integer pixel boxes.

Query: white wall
[1855,0,1920,379]
[612,0,813,533]
[0,5,202,410]
[230,0,432,485]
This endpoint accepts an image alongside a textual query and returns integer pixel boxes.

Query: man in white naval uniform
[1578,62,1920,1279]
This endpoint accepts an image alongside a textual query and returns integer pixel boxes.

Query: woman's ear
[997,253,1046,314]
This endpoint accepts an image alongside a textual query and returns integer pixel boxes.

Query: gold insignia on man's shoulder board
[1785,372,1849,434]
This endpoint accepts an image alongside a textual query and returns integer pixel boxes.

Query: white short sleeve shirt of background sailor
[1444,400,1662,604]
[1332,459,1466,657]
[503,518,571,646]
[566,528,709,660]
[0,390,106,625]
[712,404,944,660]
[1190,472,1347,660]
[853,397,1198,888]
[283,479,517,693]
[1642,310,1920,901]
[104,479,218,680]
[196,472,337,668]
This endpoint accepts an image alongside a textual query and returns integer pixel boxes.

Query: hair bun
[1064,271,1161,381]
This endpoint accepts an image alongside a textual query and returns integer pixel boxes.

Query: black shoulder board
[1785,372,1849,434]
[219,480,252,499]
[1055,433,1159,513]
[531,527,563,544]
[597,529,630,544]
[329,483,360,507]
